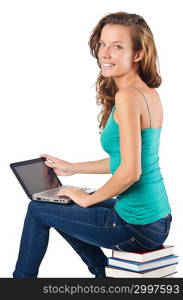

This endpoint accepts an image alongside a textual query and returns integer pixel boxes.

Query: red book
[112,245,174,263]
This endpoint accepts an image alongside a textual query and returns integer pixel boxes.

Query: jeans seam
[133,238,162,250]
[39,211,127,229]
[104,210,113,227]
[147,222,168,230]
[18,210,41,277]
[115,237,161,251]
[99,223,130,229]
[127,224,164,244]
[113,237,133,249]
[142,227,170,234]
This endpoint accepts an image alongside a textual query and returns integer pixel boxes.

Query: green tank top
[100,86,171,225]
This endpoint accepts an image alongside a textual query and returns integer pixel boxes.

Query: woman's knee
[27,201,50,229]
[27,200,46,220]
[28,200,40,213]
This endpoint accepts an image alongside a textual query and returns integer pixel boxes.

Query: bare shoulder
[115,87,142,111]
[115,86,161,108]
[114,85,162,128]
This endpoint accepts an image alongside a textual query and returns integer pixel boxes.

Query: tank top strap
[128,86,151,128]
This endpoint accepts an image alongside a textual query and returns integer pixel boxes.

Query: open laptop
[10,157,96,204]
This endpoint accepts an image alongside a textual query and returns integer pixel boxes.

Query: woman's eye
[114,45,122,49]
[99,43,122,49]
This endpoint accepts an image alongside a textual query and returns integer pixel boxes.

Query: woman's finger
[40,153,56,162]
[57,190,68,196]
[45,161,55,167]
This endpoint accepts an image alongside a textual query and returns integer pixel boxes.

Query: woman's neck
[113,70,140,90]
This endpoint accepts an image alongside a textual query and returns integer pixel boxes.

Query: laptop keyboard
[43,186,91,199]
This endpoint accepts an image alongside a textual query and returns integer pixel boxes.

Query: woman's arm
[40,154,110,175]
[70,157,110,174]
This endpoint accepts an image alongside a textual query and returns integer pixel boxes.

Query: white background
[0,0,182,278]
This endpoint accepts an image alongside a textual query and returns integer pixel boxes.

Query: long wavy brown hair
[88,11,162,133]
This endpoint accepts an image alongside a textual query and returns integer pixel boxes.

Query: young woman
[13,11,172,278]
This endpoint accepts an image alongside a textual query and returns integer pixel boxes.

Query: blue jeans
[13,198,172,278]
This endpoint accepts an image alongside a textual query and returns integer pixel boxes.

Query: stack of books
[105,245,178,278]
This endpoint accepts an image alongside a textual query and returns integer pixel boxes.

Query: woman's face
[98,24,138,78]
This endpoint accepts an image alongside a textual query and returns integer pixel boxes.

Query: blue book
[107,255,178,272]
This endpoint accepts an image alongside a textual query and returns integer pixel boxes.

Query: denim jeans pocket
[102,208,125,228]
[112,235,163,252]
[98,208,116,228]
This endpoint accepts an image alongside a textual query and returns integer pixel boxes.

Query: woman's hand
[57,186,91,208]
[40,153,76,176]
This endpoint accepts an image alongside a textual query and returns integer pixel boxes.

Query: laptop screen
[12,160,61,195]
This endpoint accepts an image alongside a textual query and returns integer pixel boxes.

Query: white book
[108,255,178,272]
[105,264,177,278]
[112,245,174,263]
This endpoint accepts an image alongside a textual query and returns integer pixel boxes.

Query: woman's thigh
[92,197,117,208]
[28,199,132,250]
